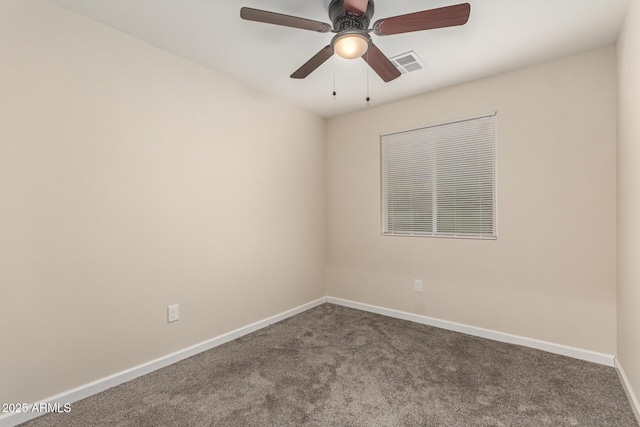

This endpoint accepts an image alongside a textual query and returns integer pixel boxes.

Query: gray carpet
[20,303,638,426]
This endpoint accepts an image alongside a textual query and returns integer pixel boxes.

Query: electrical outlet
[414,279,423,293]
[167,304,179,323]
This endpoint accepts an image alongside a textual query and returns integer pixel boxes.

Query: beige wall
[0,0,326,404]
[326,47,618,355]
[617,0,640,415]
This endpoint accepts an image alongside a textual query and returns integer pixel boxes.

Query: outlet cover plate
[167,304,179,323]
[414,279,423,293]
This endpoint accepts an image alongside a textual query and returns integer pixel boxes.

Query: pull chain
[366,50,370,102]
[332,56,337,97]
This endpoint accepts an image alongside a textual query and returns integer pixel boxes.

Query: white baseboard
[327,296,615,367]
[615,358,640,424]
[0,297,327,427]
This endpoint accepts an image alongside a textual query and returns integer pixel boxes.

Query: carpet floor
[20,303,638,426]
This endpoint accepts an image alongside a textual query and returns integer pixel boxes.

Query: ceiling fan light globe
[334,33,369,60]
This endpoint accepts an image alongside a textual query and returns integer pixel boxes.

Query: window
[381,113,497,239]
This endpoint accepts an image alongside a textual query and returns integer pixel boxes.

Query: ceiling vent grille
[390,51,426,74]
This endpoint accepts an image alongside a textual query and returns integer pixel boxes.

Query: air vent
[389,51,426,74]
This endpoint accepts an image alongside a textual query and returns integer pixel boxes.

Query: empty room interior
[1,0,640,425]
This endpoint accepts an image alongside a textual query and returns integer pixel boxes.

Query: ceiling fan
[240,0,471,83]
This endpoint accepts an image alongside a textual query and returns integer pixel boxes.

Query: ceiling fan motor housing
[329,0,375,31]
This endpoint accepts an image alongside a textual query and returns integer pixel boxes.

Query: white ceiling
[47,0,629,118]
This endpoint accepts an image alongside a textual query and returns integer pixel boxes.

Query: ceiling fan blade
[373,3,470,36]
[291,45,335,79]
[240,7,332,33]
[344,0,369,15]
[362,44,401,82]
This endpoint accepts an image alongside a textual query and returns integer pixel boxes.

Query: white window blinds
[381,113,497,239]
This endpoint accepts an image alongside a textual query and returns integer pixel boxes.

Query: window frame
[380,112,498,240]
